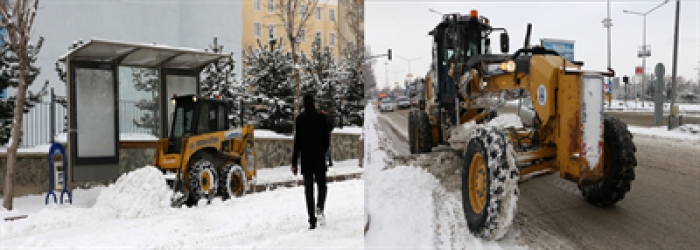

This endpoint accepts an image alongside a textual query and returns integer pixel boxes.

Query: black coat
[292,108,331,174]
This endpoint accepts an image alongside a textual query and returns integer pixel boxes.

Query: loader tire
[579,116,637,207]
[416,110,432,153]
[408,111,416,154]
[462,127,519,240]
[188,159,219,204]
[219,164,247,200]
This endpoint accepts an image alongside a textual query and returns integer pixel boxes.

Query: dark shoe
[328,163,333,167]
[309,217,317,230]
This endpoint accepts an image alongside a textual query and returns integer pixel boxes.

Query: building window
[316,7,321,20]
[300,4,306,16]
[254,23,261,38]
[329,9,335,22]
[254,0,261,11]
[267,0,274,13]
[315,31,322,44]
[299,29,306,43]
[329,33,335,46]
[267,24,275,39]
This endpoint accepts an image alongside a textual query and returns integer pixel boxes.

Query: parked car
[379,97,394,112]
[410,96,421,107]
[397,96,411,109]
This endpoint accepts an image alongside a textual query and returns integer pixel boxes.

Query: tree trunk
[3,62,29,211]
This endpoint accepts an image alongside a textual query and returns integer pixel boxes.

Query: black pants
[303,171,327,224]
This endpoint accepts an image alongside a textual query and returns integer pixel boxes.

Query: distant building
[242,0,361,57]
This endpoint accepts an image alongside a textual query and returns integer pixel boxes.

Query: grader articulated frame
[408,10,637,240]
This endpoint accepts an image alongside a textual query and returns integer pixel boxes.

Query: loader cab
[168,95,230,153]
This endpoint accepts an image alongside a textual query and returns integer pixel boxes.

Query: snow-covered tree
[273,0,322,125]
[338,43,364,126]
[53,40,85,133]
[131,68,158,136]
[0,36,47,146]
[1,0,43,210]
[243,38,295,133]
[301,37,342,124]
[200,36,246,127]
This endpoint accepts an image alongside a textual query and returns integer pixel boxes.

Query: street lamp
[623,0,669,107]
[396,55,421,80]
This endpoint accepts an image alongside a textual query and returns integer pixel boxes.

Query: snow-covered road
[376,104,700,249]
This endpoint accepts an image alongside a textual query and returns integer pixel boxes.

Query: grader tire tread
[579,116,637,207]
[462,127,519,240]
[409,111,416,154]
[416,111,432,153]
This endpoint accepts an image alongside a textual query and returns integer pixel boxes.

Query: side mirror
[500,33,509,53]
[484,38,491,53]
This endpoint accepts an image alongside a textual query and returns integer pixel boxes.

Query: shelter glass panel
[119,67,160,137]
[76,68,116,157]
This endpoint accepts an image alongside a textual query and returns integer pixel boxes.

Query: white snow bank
[365,166,441,247]
[628,124,700,145]
[93,166,174,219]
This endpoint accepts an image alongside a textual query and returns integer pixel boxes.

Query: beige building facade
[242,0,346,56]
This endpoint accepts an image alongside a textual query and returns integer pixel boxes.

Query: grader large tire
[579,116,637,207]
[188,159,219,204]
[415,110,432,153]
[408,110,416,154]
[219,164,248,200]
[462,127,519,240]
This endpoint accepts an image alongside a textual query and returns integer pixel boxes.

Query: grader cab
[153,94,257,207]
[408,10,637,240]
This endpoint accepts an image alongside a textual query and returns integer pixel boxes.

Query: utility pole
[668,0,681,130]
[624,0,669,108]
[384,61,389,89]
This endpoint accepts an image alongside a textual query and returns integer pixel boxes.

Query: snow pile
[448,114,523,152]
[449,121,478,152]
[488,114,524,129]
[93,166,174,218]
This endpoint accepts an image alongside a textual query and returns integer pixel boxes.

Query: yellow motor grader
[153,94,257,207]
[408,10,636,240]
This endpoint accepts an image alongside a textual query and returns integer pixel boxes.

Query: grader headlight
[500,60,516,72]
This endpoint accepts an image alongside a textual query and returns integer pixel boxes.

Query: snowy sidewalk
[1,166,364,248]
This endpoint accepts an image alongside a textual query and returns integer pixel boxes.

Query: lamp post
[384,61,389,89]
[396,55,421,80]
[624,0,669,108]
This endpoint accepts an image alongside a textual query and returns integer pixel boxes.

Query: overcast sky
[366,0,699,89]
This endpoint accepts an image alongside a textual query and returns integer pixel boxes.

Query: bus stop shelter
[59,39,228,182]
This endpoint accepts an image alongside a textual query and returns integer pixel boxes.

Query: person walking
[292,94,331,230]
[320,108,334,167]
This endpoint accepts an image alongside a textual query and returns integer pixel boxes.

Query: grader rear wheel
[579,116,637,207]
[408,111,417,154]
[415,110,432,153]
[219,164,248,200]
[462,127,519,240]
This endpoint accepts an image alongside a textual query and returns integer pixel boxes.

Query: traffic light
[623,76,629,84]
[387,49,392,60]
